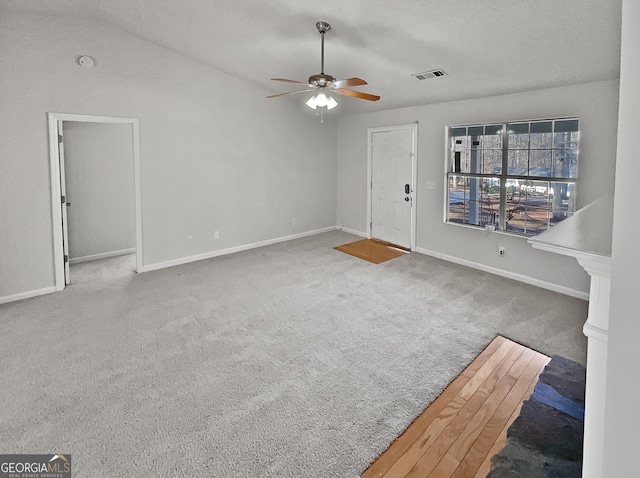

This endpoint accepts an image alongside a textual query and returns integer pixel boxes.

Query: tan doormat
[334,238,409,264]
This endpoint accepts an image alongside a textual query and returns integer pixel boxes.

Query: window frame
[445,117,580,237]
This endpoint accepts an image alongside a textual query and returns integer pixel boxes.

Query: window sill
[444,220,535,240]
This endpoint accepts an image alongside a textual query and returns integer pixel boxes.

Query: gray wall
[63,122,136,260]
[604,0,640,474]
[0,12,337,298]
[0,10,620,302]
[337,80,619,295]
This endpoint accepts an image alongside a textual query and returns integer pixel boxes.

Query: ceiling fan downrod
[316,21,331,75]
[308,22,335,88]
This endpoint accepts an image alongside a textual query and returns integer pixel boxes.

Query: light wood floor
[362,336,550,478]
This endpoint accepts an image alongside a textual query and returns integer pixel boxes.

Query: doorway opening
[367,123,418,250]
[48,113,142,290]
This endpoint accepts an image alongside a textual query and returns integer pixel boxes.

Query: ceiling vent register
[412,69,447,80]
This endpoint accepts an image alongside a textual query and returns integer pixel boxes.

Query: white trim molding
[583,321,609,344]
[47,113,143,290]
[336,226,367,238]
[69,248,136,264]
[140,227,335,273]
[415,246,589,300]
[0,287,57,305]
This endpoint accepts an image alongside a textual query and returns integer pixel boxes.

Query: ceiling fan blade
[266,89,314,99]
[332,88,381,102]
[271,78,310,86]
[331,77,368,88]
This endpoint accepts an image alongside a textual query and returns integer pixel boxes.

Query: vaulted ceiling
[3,0,622,115]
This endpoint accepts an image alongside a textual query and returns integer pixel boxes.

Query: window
[447,118,579,236]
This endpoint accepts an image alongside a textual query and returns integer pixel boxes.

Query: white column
[576,255,611,478]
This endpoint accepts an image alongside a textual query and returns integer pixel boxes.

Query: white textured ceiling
[4,0,622,115]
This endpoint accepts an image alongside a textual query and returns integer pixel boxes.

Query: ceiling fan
[267,21,380,113]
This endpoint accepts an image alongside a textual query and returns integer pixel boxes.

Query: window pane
[529,150,552,177]
[510,123,530,134]
[483,149,502,174]
[524,181,551,234]
[468,126,483,136]
[505,180,550,235]
[477,178,501,227]
[483,125,502,149]
[507,150,528,175]
[530,121,553,149]
[469,126,483,149]
[505,179,526,233]
[448,175,467,224]
[451,127,467,137]
[470,138,482,149]
[469,149,482,173]
[484,124,502,135]
[552,150,578,178]
[550,182,576,226]
[553,131,579,148]
[530,121,553,134]
[508,122,529,149]
[448,176,500,227]
[468,183,479,225]
[555,119,579,133]
[452,150,471,173]
[452,135,467,152]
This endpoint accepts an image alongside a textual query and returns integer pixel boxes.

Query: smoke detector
[77,55,95,68]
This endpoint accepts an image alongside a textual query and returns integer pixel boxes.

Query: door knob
[404,197,410,202]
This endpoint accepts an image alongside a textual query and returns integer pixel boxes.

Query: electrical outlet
[292,218,297,227]
[187,236,193,245]
[425,181,437,190]
[499,246,505,256]
[214,231,220,240]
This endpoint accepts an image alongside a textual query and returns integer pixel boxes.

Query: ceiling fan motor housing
[308,73,336,87]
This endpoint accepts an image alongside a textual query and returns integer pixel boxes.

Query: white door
[370,127,416,249]
[57,121,71,284]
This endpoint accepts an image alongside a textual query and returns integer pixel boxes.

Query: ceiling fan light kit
[306,92,338,110]
[267,21,380,119]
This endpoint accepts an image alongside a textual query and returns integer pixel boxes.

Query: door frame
[366,123,418,251]
[47,113,143,290]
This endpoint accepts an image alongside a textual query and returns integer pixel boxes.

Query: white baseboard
[415,247,589,301]
[70,248,135,264]
[140,227,336,273]
[0,286,57,305]
[336,226,367,238]
[4,229,587,304]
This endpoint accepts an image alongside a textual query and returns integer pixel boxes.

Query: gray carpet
[0,231,587,477]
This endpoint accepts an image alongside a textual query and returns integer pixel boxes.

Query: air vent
[412,69,447,80]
